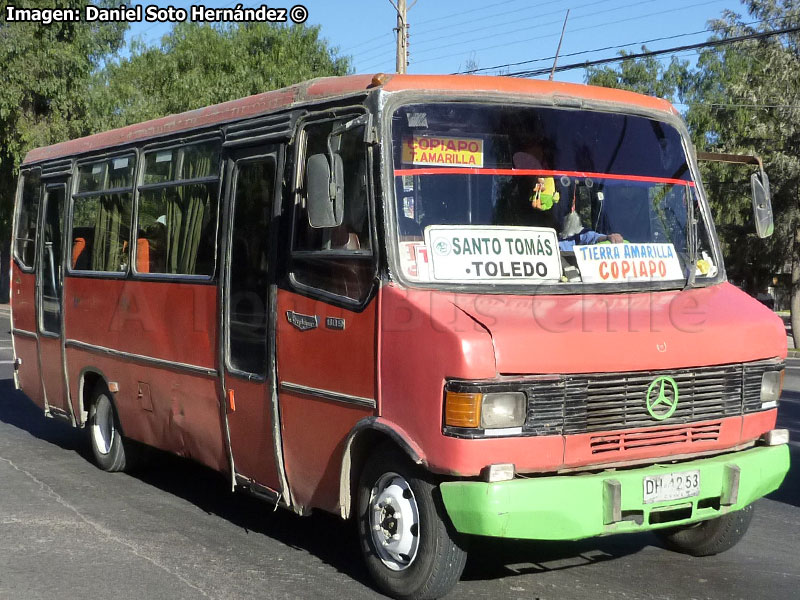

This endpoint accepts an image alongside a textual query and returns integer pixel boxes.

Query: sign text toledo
[424,226,561,283]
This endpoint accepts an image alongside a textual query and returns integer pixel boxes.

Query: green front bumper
[440,444,789,540]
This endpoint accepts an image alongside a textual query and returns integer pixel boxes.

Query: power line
[357,0,646,70]
[345,0,537,56]
[458,17,773,74]
[367,0,669,66]
[412,0,529,28]
[406,0,724,67]
[353,0,649,69]
[507,24,800,77]
[407,0,622,54]
[341,30,394,53]
[411,0,567,37]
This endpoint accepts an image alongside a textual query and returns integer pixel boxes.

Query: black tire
[656,504,755,556]
[356,444,468,600]
[88,383,141,472]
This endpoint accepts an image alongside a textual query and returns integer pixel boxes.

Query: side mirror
[306,153,344,228]
[751,170,773,238]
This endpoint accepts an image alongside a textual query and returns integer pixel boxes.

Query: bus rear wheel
[656,504,755,556]
[356,445,467,600]
[88,384,138,472]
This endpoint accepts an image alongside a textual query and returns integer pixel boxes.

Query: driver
[512,148,623,251]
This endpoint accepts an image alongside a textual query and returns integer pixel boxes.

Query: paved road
[0,310,798,599]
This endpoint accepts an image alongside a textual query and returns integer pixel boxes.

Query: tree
[586,1,800,340]
[89,22,352,131]
[0,0,127,237]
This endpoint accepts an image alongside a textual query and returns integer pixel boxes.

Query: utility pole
[389,0,416,74]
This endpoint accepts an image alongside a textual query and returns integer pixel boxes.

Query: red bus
[11,74,789,599]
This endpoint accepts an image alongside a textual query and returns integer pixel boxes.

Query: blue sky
[126,0,752,84]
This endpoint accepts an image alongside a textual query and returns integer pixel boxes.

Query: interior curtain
[165,149,213,274]
[90,164,132,271]
[92,194,124,271]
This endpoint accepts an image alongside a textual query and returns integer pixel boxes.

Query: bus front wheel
[656,504,755,556]
[88,384,137,472]
[356,444,467,600]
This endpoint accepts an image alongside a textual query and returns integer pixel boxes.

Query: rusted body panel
[10,263,37,332]
[22,74,675,167]
[382,74,677,115]
[12,334,42,407]
[62,276,227,472]
[39,334,69,416]
[10,264,43,407]
[65,346,228,472]
[275,289,377,512]
[64,278,217,367]
[226,377,280,490]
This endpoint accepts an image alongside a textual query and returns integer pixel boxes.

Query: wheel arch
[339,417,427,519]
[77,367,113,427]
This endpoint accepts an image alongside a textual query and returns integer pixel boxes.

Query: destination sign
[574,243,684,283]
[401,135,484,168]
[424,226,561,284]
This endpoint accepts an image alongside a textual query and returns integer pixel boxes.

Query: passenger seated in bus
[145,215,167,272]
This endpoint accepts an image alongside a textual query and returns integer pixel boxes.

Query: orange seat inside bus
[136,238,150,273]
[71,235,151,273]
[71,237,86,268]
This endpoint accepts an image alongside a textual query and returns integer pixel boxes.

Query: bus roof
[22,74,678,166]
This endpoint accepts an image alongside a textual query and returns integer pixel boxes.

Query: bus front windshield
[390,102,718,290]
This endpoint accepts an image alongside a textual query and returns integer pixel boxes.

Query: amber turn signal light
[445,391,482,428]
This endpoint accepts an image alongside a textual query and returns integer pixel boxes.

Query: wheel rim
[368,472,420,571]
[91,395,115,455]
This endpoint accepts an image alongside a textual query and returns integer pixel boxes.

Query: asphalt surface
[0,307,798,600]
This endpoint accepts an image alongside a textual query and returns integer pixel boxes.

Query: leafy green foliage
[587,0,800,298]
[0,16,349,242]
[0,0,127,234]
[88,22,351,131]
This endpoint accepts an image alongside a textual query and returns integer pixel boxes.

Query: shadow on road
[0,377,377,588]
[0,379,92,459]
[768,389,800,508]
[462,533,653,582]
[131,449,374,588]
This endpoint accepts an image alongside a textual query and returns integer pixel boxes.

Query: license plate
[643,470,700,504]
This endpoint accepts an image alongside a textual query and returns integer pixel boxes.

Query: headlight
[481,392,526,429]
[760,370,784,407]
[444,390,526,429]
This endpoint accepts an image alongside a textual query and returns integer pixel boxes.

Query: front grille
[521,360,779,436]
[589,422,722,454]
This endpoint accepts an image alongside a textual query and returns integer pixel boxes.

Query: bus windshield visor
[390,103,718,288]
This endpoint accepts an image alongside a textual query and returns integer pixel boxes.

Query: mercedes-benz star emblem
[645,375,679,420]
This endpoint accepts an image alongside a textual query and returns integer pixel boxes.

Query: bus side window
[14,170,42,270]
[71,156,135,273]
[135,141,221,277]
[290,119,374,303]
[228,158,275,376]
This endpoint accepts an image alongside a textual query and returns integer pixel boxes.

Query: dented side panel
[63,276,227,472]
